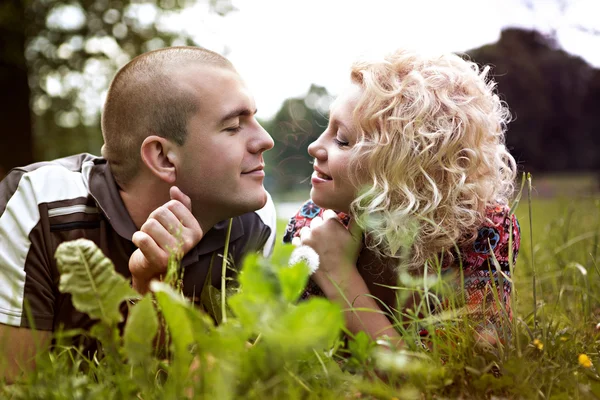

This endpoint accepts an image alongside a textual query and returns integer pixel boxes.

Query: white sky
[178,0,600,119]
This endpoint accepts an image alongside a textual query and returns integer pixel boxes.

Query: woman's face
[307,83,363,213]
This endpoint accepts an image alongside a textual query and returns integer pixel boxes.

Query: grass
[2,175,600,399]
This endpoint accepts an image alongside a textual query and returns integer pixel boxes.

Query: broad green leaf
[237,253,280,300]
[269,243,295,270]
[277,260,309,303]
[151,281,195,383]
[123,295,158,366]
[55,238,137,325]
[263,298,344,354]
[228,253,283,330]
[228,292,279,332]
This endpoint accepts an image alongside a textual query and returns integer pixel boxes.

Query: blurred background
[1,0,599,213]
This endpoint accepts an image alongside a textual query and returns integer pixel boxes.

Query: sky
[173,0,600,120]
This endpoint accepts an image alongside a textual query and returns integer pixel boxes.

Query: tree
[0,0,32,177]
[0,0,234,174]
[263,84,332,195]
[466,28,599,173]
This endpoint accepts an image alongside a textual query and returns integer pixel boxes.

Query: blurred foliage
[262,84,331,195]
[26,0,235,160]
[2,12,599,188]
[0,0,234,174]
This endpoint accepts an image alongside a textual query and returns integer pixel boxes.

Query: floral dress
[283,200,521,336]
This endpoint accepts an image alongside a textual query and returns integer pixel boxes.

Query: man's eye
[225,126,242,133]
[334,138,349,147]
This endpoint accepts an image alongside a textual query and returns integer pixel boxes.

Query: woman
[284,48,520,347]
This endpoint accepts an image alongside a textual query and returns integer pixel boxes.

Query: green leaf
[348,331,375,366]
[55,239,137,325]
[228,253,282,330]
[277,259,309,303]
[263,298,344,354]
[237,253,281,300]
[123,295,158,366]
[151,281,195,383]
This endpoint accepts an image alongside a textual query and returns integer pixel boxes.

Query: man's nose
[249,122,274,153]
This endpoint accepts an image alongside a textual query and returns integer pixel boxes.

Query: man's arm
[0,325,51,383]
[1,168,64,382]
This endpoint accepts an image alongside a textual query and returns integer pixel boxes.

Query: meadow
[1,174,599,399]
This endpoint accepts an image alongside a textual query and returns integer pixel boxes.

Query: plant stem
[527,173,537,330]
[221,218,233,323]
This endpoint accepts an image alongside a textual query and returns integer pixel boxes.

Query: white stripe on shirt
[0,165,90,326]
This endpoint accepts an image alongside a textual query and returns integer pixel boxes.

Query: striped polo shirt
[0,153,276,334]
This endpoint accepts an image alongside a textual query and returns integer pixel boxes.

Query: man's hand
[129,186,203,294]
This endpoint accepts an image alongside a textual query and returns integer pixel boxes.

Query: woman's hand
[297,210,363,296]
[296,210,402,346]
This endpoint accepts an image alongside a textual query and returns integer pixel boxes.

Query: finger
[165,199,201,232]
[310,216,323,229]
[149,206,184,236]
[299,226,311,242]
[322,209,339,221]
[140,218,180,254]
[170,186,192,211]
[132,231,169,268]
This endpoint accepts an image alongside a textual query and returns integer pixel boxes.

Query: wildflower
[579,354,593,368]
[533,339,544,350]
[560,336,568,342]
[289,245,320,274]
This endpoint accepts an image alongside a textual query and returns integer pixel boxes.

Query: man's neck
[119,181,221,237]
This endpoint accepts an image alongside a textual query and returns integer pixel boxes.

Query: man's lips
[242,165,265,175]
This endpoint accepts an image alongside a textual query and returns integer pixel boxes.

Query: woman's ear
[140,135,178,184]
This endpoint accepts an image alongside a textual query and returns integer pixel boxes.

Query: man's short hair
[101,46,234,186]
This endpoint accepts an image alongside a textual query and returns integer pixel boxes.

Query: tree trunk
[0,0,33,178]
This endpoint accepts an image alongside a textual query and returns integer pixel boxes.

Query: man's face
[175,65,274,220]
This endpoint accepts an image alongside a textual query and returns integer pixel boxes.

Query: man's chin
[230,190,267,216]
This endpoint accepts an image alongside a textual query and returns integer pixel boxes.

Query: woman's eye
[334,138,349,147]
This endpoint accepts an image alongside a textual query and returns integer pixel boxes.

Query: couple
[0,46,520,381]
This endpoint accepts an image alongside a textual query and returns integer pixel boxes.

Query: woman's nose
[307,135,326,160]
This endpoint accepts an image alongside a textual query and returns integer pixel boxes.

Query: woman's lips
[311,171,332,184]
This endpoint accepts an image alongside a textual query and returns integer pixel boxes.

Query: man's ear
[140,135,179,184]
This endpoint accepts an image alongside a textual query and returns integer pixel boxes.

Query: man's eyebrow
[219,107,257,124]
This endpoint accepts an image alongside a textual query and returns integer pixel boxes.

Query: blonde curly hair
[347,49,517,272]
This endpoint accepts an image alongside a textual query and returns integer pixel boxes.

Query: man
[0,46,276,382]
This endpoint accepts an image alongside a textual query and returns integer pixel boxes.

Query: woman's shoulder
[282,199,351,243]
[458,203,521,272]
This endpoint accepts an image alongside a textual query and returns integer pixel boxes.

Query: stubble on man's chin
[193,190,267,223]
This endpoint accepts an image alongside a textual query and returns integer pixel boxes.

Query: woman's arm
[298,213,402,347]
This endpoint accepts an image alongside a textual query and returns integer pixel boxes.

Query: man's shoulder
[11,153,100,174]
[0,153,102,217]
